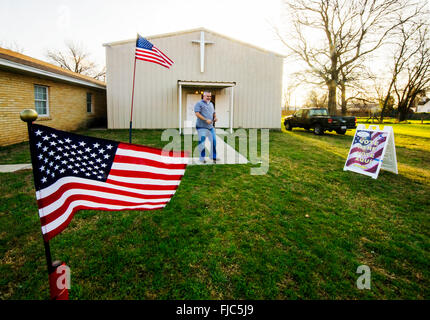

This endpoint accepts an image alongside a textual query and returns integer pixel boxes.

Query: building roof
[103,27,286,58]
[0,47,106,89]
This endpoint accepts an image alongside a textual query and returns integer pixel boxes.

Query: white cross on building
[191,31,215,73]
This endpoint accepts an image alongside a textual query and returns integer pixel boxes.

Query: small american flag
[135,34,173,69]
[345,130,387,173]
[30,124,188,241]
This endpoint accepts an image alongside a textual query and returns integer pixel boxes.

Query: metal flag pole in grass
[129,33,174,143]
[129,56,137,143]
[20,109,69,300]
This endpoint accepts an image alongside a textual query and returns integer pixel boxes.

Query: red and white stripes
[135,46,173,69]
[37,143,188,241]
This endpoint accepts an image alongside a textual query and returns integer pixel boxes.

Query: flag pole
[129,36,138,143]
[20,109,54,273]
[20,109,68,299]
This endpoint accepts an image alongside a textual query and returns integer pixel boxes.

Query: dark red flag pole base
[20,109,69,300]
[49,261,69,300]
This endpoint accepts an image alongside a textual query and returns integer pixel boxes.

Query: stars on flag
[31,127,117,187]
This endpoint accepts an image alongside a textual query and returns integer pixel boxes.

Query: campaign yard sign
[344,124,398,179]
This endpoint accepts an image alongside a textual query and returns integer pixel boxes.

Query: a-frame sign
[344,124,398,179]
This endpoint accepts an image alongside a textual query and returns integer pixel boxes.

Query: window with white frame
[34,85,49,116]
[86,92,93,113]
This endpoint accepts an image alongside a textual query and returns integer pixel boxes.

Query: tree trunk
[398,93,418,122]
[379,109,385,124]
[398,102,408,122]
[327,80,337,115]
[340,83,347,116]
[379,95,390,124]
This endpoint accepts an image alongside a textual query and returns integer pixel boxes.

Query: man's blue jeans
[196,127,216,161]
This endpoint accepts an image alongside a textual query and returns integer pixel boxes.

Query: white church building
[103,28,284,132]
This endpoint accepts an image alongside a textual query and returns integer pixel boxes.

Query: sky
[0,0,286,67]
[7,0,425,107]
[1,0,304,102]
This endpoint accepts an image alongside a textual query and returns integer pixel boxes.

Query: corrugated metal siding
[106,30,283,129]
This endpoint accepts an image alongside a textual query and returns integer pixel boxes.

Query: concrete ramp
[189,129,248,165]
[0,163,32,172]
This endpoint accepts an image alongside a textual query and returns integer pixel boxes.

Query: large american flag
[345,130,387,174]
[135,34,173,69]
[29,124,188,241]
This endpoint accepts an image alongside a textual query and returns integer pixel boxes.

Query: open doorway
[186,90,216,127]
[179,82,235,132]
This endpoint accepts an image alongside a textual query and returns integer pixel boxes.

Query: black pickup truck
[284,108,356,135]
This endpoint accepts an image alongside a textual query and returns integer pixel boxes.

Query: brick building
[0,47,106,146]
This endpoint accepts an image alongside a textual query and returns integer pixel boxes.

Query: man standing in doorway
[194,91,218,163]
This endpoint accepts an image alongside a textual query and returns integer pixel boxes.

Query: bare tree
[337,57,370,115]
[0,41,24,53]
[303,89,328,108]
[277,0,417,115]
[46,41,105,81]
[379,16,421,120]
[283,78,301,111]
[397,32,430,120]
[395,25,430,121]
[91,65,106,82]
[375,4,430,122]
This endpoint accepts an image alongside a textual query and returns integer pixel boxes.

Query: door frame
[178,81,236,134]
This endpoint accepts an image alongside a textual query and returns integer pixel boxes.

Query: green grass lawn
[0,124,429,299]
